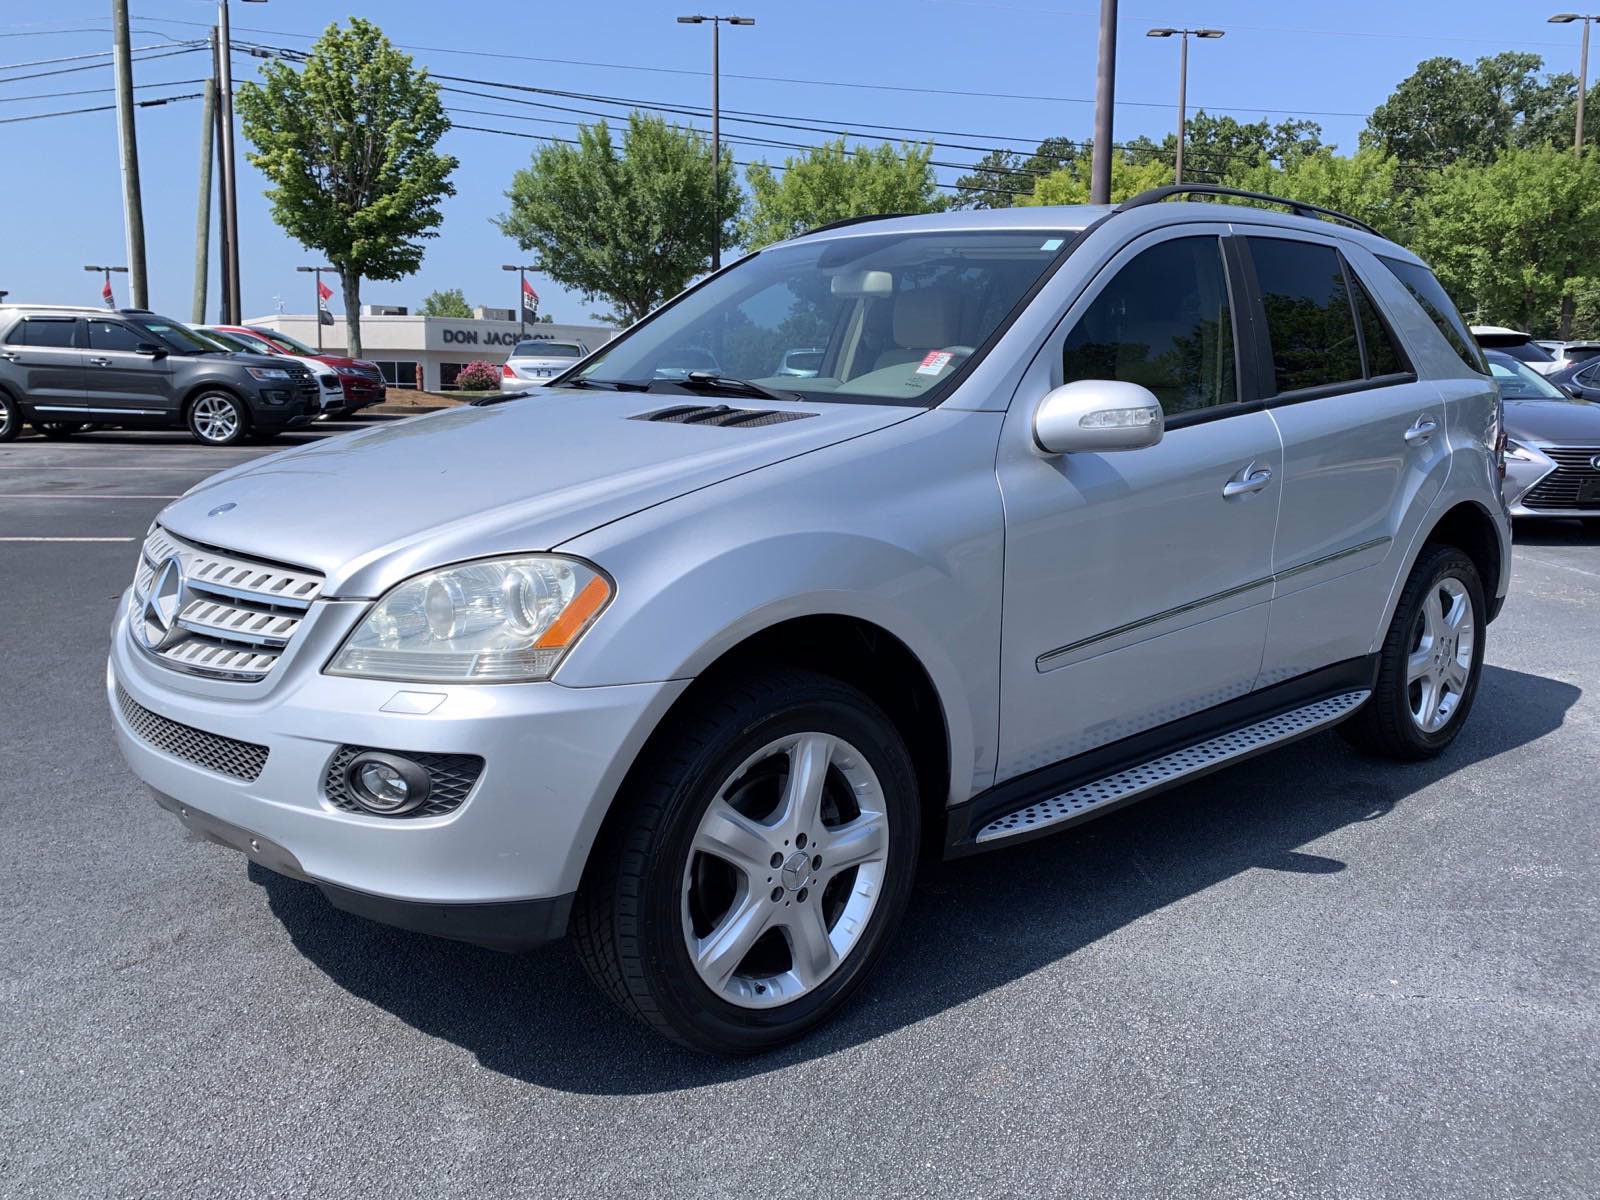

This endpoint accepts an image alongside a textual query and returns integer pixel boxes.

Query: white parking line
[0,536,136,542]
[0,494,179,500]
[0,465,221,471]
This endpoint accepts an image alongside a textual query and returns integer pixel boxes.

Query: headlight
[1503,439,1545,463]
[326,555,612,683]
[246,366,291,381]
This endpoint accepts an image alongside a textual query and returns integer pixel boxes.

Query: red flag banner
[101,278,114,307]
[317,279,333,302]
[521,277,539,306]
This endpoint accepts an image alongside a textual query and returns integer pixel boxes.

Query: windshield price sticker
[916,350,954,376]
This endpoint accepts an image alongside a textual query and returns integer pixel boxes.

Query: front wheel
[0,392,20,441]
[187,392,249,445]
[573,670,921,1054]
[1341,545,1486,760]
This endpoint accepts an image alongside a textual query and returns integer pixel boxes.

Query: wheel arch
[1421,500,1504,617]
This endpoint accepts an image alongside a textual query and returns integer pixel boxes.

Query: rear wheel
[33,421,82,439]
[187,392,249,445]
[0,392,19,441]
[573,670,921,1054]
[1341,545,1485,760]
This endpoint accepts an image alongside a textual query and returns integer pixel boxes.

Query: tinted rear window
[1377,256,1488,374]
[1249,237,1363,394]
[1351,275,1406,378]
[13,318,77,347]
[1489,340,1554,364]
[513,341,581,358]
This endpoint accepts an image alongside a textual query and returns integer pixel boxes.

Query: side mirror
[1563,383,1584,399]
[137,343,168,358]
[1032,380,1165,456]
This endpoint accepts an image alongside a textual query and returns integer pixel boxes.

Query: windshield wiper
[673,371,801,403]
[552,377,651,391]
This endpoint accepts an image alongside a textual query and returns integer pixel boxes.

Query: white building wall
[249,314,620,391]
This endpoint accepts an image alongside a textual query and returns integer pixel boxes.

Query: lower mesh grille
[322,745,485,818]
[114,685,269,782]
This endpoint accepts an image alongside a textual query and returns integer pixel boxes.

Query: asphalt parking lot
[2,421,1597,1199]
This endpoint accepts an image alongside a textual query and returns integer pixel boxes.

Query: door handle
[0,351,18,361]
[1404,415,1438,444]
[1222,464,1273,498]
[87,357,112,367]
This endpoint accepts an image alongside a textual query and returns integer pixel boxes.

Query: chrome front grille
[130,526,324,680]
[115,685,268,781]
[1524,445,1600,510]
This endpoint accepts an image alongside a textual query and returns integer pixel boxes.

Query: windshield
[1487,353,1565,399]
[514,340,582,358]
[249,326,318,356]
[571,228,1074,406]
[133,316,226,354]
[186,327,243,353]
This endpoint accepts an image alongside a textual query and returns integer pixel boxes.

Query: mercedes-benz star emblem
[1590,454,1600,472]
[139,557,188,651]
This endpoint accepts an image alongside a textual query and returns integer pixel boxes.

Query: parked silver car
[1490,349,1600,521]
[499,338,588,391]
[109,186,1511,1052]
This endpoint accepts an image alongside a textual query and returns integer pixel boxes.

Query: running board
[974,690,1370,846]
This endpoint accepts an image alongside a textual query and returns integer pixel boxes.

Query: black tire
[186,391,250,446]
[33,421,81,439]
[0,390,20,441]
[572,669,921,1054]
[1341,544,1486,760]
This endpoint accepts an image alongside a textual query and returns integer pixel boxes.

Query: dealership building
[249,307,619,391]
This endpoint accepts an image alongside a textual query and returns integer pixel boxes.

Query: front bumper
[107,589,688,945]
[1503,446,1600,517]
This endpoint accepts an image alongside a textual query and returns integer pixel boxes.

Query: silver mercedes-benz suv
[108,186,1511,1054]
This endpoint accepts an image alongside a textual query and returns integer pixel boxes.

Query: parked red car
[209,325,386,416]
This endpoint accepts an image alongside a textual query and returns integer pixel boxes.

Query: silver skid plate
[976,690,1370,844]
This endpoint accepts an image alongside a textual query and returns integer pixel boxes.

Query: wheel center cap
[780,850,811,892]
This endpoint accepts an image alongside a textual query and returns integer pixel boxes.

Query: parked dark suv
[0,306,321,445]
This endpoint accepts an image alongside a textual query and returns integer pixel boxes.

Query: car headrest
[893,288,961,349]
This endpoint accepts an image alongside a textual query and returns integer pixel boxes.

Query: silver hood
[160,390,919,596]
[1503,396,1600,446]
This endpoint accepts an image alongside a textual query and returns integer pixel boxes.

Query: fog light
[344,751,430,815]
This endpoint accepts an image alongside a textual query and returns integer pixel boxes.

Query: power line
[0,76,210,105]
[0,43,203,85]
[0,90,201,125]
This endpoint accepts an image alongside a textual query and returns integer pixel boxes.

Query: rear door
[1241,231,1450,682]
[82,317,177,421]
[1,316,87,417]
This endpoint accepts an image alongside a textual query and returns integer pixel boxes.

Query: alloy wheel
[192,395,240,443]
[1407,575,1476,733]
[682,731,890,1010]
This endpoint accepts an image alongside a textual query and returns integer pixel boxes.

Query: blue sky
[0,0,1582,325]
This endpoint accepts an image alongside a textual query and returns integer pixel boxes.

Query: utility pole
[211,30,233,322]
[218,0,246,323]
[111,0,149,308]
[1146,28,1225,184]
[677,15,754,272]
[193,37,218,324]
[1091,0,1118,204]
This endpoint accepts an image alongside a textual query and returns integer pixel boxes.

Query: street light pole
[296,265,332,351]
[1550,14,1600,155]
[503,264,539,336]
[1147,28,1225,185]
[677,15,754,272]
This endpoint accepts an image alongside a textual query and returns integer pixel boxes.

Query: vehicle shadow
[252,663,1578,1094]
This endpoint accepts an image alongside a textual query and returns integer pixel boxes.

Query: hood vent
[632,404,815,428]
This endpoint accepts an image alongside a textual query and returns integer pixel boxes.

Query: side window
[86,320,146,352]
[1377,255,1489,374]
[1577,362,1600,387]
[1062,236,1237,417]
[14,318,78,348]
[1350,273,1406,378]
[1248,237,1363,394]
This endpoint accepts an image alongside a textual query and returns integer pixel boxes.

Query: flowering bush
[453,360,501,391]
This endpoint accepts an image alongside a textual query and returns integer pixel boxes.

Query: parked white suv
[109,186,1510,1053]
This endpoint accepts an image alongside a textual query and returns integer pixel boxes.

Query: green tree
[419,287,472,318]
[1020,155,1172,206]
[1362,52,1579,169]
[237,19,456,357]
[1123,113,1325,183]
[496,114,738,325]
[952,136,1083,209]
[1410,144,1600,336]
[1224,147,1408,241]
[743,139,945,248]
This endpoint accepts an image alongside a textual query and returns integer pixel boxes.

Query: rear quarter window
[1377,256,1488,375]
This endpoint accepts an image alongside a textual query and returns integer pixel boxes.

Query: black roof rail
[1116,185,1380,237]
[804,212,908,236]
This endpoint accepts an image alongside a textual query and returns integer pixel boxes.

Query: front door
[995,227,1282,783]
[82,317,177,421]
[2,315,86,418]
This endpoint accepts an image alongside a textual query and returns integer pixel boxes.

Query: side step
[974,690,1370,846]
